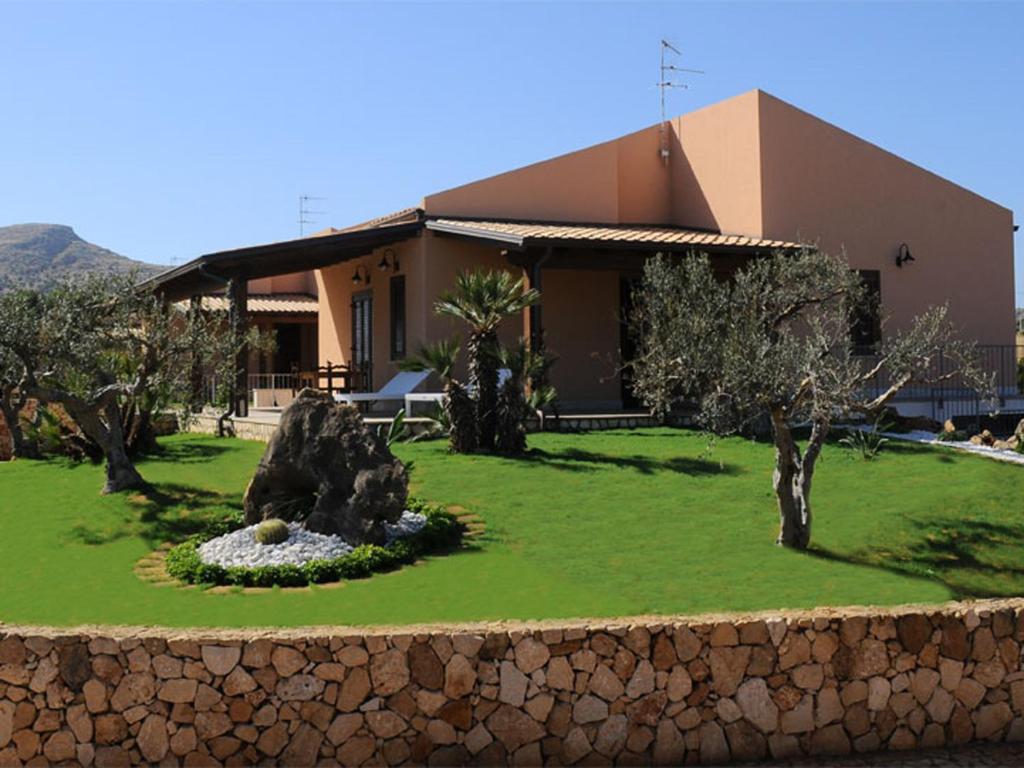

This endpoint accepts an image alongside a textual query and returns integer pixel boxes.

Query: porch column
[227,276,249,418]
[526,247,553,354]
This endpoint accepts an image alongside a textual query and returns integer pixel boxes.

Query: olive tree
[0,275,246,492]
[0,329,33,459]
[629,249,989,549]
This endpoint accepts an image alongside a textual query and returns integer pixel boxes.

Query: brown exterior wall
[248,271,318,297]
[423,126,670,226]
[316,234,520,393]
[316,236,428,392]
[540,269,622,409]
[316,235,625,408]
[669,89,765,235]
[755,91,1015,345]
[2,599,1023,766]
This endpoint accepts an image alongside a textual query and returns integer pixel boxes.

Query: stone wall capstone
[1,600,1023,766]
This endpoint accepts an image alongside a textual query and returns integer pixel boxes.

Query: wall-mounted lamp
[377,248,400,273]
[896,242,915,269]
[352,264,371,287]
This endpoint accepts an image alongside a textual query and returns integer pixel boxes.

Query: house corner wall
[756,90,1016,345]
[668,89,765,236]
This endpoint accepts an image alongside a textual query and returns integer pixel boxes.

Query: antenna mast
[298,195,327,237]
[656,39,703,164]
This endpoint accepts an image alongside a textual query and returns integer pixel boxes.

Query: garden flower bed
[165,499,462,588]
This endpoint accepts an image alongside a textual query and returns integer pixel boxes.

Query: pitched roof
[425,218,803,252]
[147,209,802,301]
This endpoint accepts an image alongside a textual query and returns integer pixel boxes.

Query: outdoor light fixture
[896,242,915,268]
[377,248,400,272]
[351,264,371,287]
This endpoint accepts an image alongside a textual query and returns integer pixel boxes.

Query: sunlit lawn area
[1,428,1023,628]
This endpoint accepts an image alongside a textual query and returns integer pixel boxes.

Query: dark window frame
[389,275,406,361]
[351,290,373,366]
[851,269,882,356]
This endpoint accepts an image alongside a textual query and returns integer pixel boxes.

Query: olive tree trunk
[771,410,829,549]
[38,388,146,494]
[0,396,29,460]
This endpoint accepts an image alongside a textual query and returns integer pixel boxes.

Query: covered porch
[144,210,801,417]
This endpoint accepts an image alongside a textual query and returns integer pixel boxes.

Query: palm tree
[435,270,539,450]
[401,338,476,453]
[495,338,557,455]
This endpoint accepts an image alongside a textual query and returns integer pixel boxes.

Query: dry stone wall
[2,600,1024,766]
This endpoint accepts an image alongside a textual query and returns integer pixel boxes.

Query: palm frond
[435,269,539,333]
[401,338,461,382]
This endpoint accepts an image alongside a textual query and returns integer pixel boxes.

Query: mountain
[0,223,166,292]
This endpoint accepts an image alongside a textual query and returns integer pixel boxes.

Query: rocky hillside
[0,223,165,292]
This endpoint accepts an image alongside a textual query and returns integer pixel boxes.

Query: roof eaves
[424,219,526,248]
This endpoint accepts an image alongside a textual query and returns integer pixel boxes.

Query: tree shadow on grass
[511,447,739,476]
[67,482,242,547]
[806,516,1024,600]
[142,440,235,465]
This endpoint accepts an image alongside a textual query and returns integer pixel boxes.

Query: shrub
[839,423,890,460]
[935,429,969,442]
[164,500,463,588]
[255,519,289,545]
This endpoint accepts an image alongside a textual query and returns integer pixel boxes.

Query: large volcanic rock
[242,389,408,545]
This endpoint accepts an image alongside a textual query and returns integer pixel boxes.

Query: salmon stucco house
[149,89,1017,418]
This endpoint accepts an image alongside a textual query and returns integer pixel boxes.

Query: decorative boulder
[242,389,408,545]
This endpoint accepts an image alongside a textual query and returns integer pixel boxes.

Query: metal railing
[860,344,1024,425]
[197,363,372,408]
[247,373,300,392]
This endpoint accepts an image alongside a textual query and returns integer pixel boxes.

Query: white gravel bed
[198,510,427,568]
[846,425,1024,466]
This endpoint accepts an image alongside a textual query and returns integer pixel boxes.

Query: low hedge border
[165,498,464,588]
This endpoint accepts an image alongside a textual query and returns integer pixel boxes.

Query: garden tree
[629,249,989,550]
[496,338,557,455]
[0,292,38,459]
[0,275,256,493]
[402,338,477,453]
[435,269,539,450]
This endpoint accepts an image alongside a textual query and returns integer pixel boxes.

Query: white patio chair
[333,370,430,409]
[404,369,512,415]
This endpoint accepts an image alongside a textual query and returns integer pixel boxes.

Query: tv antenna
[298,194,327,237]
[656,39,703,163]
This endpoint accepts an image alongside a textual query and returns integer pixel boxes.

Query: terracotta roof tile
[425,219,804,251]
[180,293,318,315]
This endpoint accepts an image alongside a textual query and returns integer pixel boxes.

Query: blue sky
[2,1,1022,302]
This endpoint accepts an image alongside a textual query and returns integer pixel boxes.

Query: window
[351,291,372,367]
[851,270,881,354]
[390,275,406,360]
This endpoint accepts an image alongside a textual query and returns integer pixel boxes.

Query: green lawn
[1,428,1022,628]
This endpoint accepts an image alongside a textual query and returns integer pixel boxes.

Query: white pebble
[198,511,428,568]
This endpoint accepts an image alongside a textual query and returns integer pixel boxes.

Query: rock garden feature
[166,500,459,587]
[197,511,428,569]
[243,389,408,546]
[161,391,461,588]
